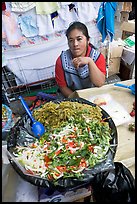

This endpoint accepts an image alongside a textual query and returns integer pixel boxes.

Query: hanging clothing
[35,2,59,15]
[18,15,38,37]
[97,2,117,42]
[2,2,6,11]
[59,2,72,6]
[75,2,97,23]
[11,2,36,13]
[92,2,102,12]
[51,11,65,32]
[17,8,39,38]
[5,2,12,11]
[2,12,24,45]
[2,15,7,39]
[57,3,78,30]
[37,14,54,36]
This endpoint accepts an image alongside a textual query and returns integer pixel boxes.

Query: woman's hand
[72,57,92,68]
[73,56,106,87]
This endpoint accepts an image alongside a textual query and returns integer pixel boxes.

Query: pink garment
[2,15,6,39]
[2,12,24,45]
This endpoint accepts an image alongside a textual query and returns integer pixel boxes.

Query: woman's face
[67,29,89,58]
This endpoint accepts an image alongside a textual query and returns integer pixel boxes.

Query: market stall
[2,2,135,202]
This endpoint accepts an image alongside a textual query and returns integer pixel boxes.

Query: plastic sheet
[2,104,12,132]
[7,98,118,190]
[2,104,14,140]
[91,162,135,202]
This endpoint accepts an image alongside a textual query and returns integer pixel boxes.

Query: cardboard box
[109,45,123,58]
[120,20,135,33]
[121,20,135,39]
[109,45,123,76]
[120,11,129,22]
[100,45,123,77]
[119,58,135,80]
[108,57,121,76]
[122,31,135,40]
[121,2,132,12]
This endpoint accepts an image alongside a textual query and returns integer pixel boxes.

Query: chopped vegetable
[128,123,135,132]
[13,101,113,182]
[130,101,135,117]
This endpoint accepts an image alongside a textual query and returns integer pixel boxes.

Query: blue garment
[18,15,39,37]
[97,2,117,42]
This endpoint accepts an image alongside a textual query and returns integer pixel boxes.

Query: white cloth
[52,13,65,32]
[2,47,8,67]
[58,4,78,29]
[92,2,102,13]
[5,36,68,85]
[86,21,102,48]
[5,2,12,11]
[60,2,72,6]
[37,14,54,36]
[11,2,35,13]
[75,2,97,23]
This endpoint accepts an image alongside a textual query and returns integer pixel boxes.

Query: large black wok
[7,98,118,190]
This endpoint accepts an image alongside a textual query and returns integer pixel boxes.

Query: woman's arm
[55,57,73,97]
[72,55,106,87]
[88,57,106,86]
[59,86,73,98]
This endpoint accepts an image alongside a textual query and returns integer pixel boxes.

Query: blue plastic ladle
[114,83,135,95]
[19,96,45,139]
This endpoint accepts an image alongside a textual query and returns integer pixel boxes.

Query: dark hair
[66,21,90,40]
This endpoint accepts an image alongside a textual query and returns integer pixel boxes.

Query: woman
[55,21,106,98]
